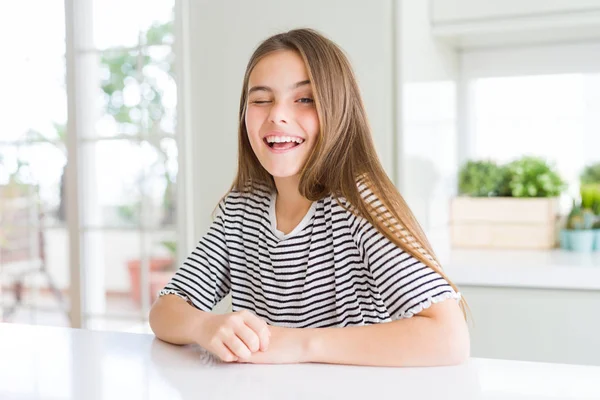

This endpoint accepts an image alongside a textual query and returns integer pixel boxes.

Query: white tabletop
[1,323,600,400]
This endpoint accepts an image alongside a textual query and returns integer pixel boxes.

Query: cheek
[301,109,320,140]
[245,107,264,141]
[245,107,258,131]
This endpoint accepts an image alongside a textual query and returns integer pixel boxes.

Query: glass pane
[92,47,176,138]
[81,230,142,327]
[94,50,142,137]
[92,0,142,49]
[0,143,67,228]
[141,1,175,46]
[82,230,176,332]
[141,138,178,229]
[0,1,69,328]
[470,73,600,209]
[142,46,177,135]
[0,1,66,142]
[81,141,144,228]
[92,0,174,49]
[0,186,70,327]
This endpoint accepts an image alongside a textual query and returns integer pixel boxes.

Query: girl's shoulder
[329,179,386,231]
[329,193,361,224]
[330,178,377,213]
[218,182,273,216]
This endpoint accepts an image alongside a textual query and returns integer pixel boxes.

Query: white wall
[184,0,396,237]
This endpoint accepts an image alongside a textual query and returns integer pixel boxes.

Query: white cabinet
[432,0,600,24]
[430,0,600,48]
[462,286,600,366]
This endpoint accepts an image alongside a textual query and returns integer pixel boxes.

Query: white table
[1,323,599,400]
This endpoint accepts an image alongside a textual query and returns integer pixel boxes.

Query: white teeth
[266,136,304,144]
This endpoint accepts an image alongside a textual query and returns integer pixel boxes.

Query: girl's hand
[237,325,310,364]
[197,310,271,362]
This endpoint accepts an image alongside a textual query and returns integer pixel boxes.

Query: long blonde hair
[225,28,467,318]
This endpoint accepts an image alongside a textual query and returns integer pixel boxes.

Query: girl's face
[245,50,320,179]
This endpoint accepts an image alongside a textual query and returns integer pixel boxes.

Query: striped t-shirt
[159,184,460,328]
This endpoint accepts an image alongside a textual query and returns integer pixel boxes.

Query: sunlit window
[0,0,178,332]
[467,73,600,204]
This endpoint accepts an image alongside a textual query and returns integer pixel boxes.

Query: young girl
[150,28,469,367]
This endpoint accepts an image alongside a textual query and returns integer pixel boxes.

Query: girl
[150,28,469,367]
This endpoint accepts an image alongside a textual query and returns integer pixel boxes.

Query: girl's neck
[273,175,312,219]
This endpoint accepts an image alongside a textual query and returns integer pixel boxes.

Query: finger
[224,333,252,359]
[235,323,261,353]
[242,312,271,351]
[212,341,238,363]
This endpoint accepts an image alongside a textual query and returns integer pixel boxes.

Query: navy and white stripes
[160,184,460,328]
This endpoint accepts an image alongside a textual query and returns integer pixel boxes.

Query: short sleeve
[159,199,231,311]
[344,189,460,320]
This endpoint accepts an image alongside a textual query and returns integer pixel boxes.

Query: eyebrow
[248,80,311,95]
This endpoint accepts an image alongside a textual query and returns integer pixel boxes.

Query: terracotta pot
[127,258,174,305]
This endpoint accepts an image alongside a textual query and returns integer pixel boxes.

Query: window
[70,0,178,332]
[0,0,180,332]
[0,0,70,326]
[461,42,600,211]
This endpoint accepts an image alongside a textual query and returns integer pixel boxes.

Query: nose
[268,100,289,124]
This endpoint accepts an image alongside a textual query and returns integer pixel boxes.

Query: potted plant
[127,240,177,305]
[594,220,600,251]
[451,156,566,249]
[458,160,508,197]
[580,163,600,186]
[579,162,600,251]
[561,200,597,252]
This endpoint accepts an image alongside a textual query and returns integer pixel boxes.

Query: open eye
[297,97,314,104]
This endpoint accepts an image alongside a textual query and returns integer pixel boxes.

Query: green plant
[504,156,566,198]
[566,200,596,230]
[580,163,600,185]
[580,184,600,214]
[458,160,507,197]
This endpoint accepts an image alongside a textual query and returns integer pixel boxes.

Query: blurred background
[1,0,599,367]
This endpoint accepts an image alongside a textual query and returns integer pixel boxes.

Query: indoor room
[1,1,599,399]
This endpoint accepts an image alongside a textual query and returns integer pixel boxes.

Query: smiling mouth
[263,138,304,152]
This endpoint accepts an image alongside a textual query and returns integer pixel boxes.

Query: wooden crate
[450,197,560,249]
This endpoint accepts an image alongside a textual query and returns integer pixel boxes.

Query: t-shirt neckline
[268,192,317,240]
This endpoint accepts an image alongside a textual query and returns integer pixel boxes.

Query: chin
[269,172,301,179]
[265,166,301,179]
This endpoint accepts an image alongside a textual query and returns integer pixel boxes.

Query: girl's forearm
[300,306,470,367]
[149,295,212,346]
